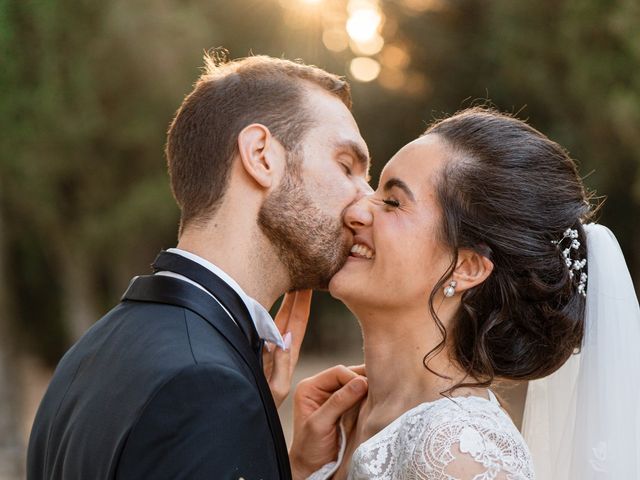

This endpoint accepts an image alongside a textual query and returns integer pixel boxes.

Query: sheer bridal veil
[522,223,640,478]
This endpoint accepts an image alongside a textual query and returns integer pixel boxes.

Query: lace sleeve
[438,434,516,480]
[307,420,347,480]
[399,400,534,480]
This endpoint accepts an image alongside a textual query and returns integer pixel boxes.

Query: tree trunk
[57,245,99,341]
[0,202,25,480]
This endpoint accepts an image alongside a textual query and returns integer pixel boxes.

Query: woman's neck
[354,303,474,436]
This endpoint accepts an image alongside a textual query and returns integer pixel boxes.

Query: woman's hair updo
[424,107,598,387]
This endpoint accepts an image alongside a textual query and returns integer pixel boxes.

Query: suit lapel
[122,274,292,479]
[123,275,256,370]
[151,251,262,353]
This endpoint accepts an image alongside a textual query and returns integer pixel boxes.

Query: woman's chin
[328,262,353,298]
[327,271,346,300]
[328,256,369,300]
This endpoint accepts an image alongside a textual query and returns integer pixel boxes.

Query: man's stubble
[257,157,351,291]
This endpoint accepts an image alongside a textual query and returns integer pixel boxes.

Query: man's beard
[257,165,351,291]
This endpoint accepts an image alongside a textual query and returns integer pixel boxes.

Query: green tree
[0,0,224,355]
[482,0,640,280]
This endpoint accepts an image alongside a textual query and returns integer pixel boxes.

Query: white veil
[522,223,640,478]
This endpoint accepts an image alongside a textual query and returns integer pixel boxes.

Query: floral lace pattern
[309,393,534,480]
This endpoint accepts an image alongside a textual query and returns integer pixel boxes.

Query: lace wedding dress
[309,391,534,480]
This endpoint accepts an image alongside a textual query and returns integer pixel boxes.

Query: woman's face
[329,134,454,310]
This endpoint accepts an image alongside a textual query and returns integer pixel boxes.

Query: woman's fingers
[294,365,360,408]
[286,290,312,370]
[274,292,297,332]
[289,367,367,480]
[305,376,368,432]
[266,291,313,406]
[347,364,366,376]
[262,342,275,379]
[268,338,292,407]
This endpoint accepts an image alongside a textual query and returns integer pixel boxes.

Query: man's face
[258,86,371,290]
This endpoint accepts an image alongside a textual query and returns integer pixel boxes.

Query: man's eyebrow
[383,177,416,201]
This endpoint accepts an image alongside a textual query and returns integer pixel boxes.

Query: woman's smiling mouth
[350,243,375,259]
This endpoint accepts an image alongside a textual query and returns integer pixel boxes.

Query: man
[27,53,371,479]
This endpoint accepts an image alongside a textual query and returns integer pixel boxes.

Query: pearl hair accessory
[551,227,587,297]
[444,280,457,297]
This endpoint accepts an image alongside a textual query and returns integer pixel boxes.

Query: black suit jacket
[27,252,291,479]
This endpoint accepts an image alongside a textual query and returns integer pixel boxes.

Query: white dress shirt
[155,248,285,349]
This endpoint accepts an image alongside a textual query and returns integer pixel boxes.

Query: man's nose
[344,194,373,230]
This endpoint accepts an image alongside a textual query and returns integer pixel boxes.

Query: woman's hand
[289,365,368,479]
[262,290,312,408]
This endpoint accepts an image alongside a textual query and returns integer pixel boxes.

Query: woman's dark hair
[423,107,599,391]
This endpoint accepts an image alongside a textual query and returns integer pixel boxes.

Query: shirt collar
[166,248,285,348]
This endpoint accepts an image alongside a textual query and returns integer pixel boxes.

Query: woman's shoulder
[341,394,534,480]
[349,397,534,480]
[410,392,520,430]
[375,394,535,480]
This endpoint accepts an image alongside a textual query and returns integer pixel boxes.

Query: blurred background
[1,0,639,477]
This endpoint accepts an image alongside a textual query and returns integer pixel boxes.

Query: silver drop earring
[444,280,457,297]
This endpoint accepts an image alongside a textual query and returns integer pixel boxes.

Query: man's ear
[237,123,285,189]
[451,248,494,293]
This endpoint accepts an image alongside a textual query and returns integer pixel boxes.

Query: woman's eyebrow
[383,177,416,201]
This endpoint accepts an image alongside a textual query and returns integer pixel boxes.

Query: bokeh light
[378,68,406,90]
[350,33,384,56]
[346,7,382,43]
[275,1,416,90]
[349,56,381,82]
[380,44,411,69]
[347,0,379,13]
[323,28,350,52]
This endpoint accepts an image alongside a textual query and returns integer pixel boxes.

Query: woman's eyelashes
[369,194,400,208]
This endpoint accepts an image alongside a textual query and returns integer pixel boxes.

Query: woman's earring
[444,280,457,298]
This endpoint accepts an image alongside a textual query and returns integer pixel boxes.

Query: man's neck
[176,220,289,310]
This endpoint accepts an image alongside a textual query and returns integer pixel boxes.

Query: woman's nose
[344,194,373,230]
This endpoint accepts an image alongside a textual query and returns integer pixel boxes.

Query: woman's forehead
[381,135,449,187]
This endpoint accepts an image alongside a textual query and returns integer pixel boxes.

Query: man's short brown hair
[166,52,352,234]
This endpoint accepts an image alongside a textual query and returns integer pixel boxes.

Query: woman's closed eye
[383,198,400,208]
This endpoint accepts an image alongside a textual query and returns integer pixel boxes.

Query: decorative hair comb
[551,228,587,297]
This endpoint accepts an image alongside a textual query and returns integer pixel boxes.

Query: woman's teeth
[350,243,375,259]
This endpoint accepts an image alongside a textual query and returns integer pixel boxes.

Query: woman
[299,108,640,479]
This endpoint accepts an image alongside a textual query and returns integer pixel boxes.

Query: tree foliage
[1,0,638,363]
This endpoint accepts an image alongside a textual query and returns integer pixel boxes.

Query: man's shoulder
[35,298,254,437]
[113,298,245,365]
[148,361,260,405]
[56,298,244,395]
[28,303,269,480]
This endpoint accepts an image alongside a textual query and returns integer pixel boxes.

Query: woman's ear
[237,123,285,189]
[451,248,494,293]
